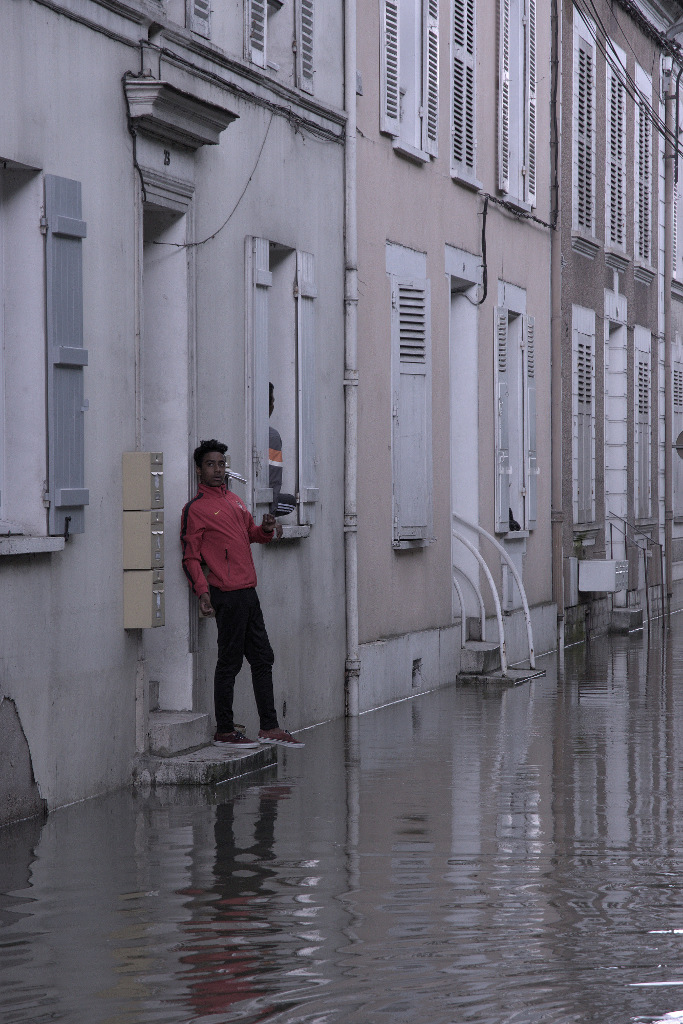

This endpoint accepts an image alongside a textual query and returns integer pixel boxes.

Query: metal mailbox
[122,452,164,510]
[123,510,164,569]
[578,559,628,593]
[123,569,165,628]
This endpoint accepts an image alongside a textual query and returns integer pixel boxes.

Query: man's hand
[198,592,214,617]
[261,513,281,538]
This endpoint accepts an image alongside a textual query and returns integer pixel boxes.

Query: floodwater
[6,630,683,1024]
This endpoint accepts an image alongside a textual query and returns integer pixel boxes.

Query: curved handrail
[453,564,487,641]
[453,512,535,669]
[452,527,508,674]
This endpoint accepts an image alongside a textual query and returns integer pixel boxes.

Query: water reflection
[6,626,683,1021]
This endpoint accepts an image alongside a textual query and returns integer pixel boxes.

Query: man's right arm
[180,504,209,598]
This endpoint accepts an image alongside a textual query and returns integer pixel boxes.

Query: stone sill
[0,536,65,556]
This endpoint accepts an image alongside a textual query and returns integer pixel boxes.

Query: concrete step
[132,743,277,787]
[457,666,547,688]
[148,710,211,757]
[610,607,644,634]
[459,640,501,675]
[466,616,483,641]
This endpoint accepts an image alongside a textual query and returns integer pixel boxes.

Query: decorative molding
[571,231,600,259]
[634,260,656,286]
[140,167,195,213]
[672,277,683,302]
[124,77,238,150]
[604,247,630,273]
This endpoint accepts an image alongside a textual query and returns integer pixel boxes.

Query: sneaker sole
[212,740,260,749]
[258,737,305,748]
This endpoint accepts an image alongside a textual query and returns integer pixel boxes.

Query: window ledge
[274,525,311,541]
[604,247,629,273]
[672,278,683,302]
[0,536,65,556]
[451,170,483,192]
[571,231,600,259]
[634,260,656,286]
[391,139,430,165]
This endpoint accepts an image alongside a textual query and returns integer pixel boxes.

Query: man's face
[198,451,226,487]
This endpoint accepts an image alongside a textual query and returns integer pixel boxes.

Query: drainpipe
[550,0,565,647]
[344,0,361,715]
[664,62,677,611]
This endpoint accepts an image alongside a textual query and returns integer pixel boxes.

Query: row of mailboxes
[123,453,165,628]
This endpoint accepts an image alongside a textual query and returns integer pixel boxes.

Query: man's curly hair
[193,439,228,468]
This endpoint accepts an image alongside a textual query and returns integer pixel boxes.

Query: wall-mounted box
[122,452,163,510]
[124,569,165,628]
[123,510,164,569]
[578,559,628,593]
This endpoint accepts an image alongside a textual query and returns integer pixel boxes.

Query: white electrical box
[578,559,628,593]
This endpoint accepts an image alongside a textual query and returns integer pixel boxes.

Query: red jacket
[180,483,272,596]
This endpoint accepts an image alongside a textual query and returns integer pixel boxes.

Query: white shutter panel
[674,357,683,517]
[576,34,595,232]
[296,251,318,525]
[296,0,315,94]
[674,174,679,277]
[635,349,651,519]
[246,0,267,68]
[494,307,510,532]
[190,0,211,37]
[381,0,401,136]
[250,237,272,506]
[392,278,433,543]
[423,0,439,156]
[451,0,476,177]
[498,0,510,193]
[524,0,537,206]
[606,55,626,247]
[524,315,537,529]
[45,175,89,537]
[575,330,594,524]
[635,66,652,263]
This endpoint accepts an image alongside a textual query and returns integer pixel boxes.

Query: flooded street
[6,625,683,1024]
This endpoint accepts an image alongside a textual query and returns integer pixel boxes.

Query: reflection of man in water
[269,383,296,518]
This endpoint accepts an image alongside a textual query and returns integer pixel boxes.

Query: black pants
[210,586,279,733]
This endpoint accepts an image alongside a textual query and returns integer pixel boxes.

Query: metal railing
[606,512,666,627]
[452,525,508,674]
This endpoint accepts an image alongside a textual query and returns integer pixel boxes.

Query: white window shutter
[296,0,315,94]
[674,354,683,517]
[250,237,272,506]
[498,0,510,193]
[423,0,439,157]
[524,0,536,206]
[606,53,626,247]
[674,174,679,277]
[494,307,510,533]
[635,336,651,519]
[575,326,595,524]
[575,32,595,232]
[189,0,211,37]
[635,65,652,263]
[524,314,537,529]
[392,278,433,544]
[451,0,476,177]
[381,0,401,136]
[45,175,89,536]
[296,251,318,525]
[246,0,267,68]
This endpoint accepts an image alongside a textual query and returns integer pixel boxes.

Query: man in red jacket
[181,439,304,749]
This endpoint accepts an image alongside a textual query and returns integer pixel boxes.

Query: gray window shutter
[189,0,211,37]
[524,0,536,206]
[576,331,594,524]
[422,0,439,157]
[635,353,651,519]
[391,277,433,544]
[498,0,510,193]
[381,0,401,136]
[296,0,315,94]
[246,0,267,67]
[45,175,89,537]
[674,358,683,517]
[250,237,272,506]
[452,0,476,177]
[296,251,318,525]
[494,307,510,532]
[524,315,537,529]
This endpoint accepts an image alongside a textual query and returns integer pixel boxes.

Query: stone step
[459,640,501,675]
[132,743,277,787]
[457,667,547,688]
[148,710,211,757]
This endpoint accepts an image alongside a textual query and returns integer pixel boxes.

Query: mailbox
[123,569,165,628]
[123,510,164,569]
[122,452,164,510]
[578,559,629,592]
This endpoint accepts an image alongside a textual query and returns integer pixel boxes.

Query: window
[634,327,651,520]
[497,0,536,206]
[246,236,318,529]
[188,0,211,37]
[635,63,653,264]
[572,9,596,235]
[493,303,537,533]
[387,243,433,547]
[673,336,683,519]
[572,305,595,525]
[0,169,88,541]
[245,0,314,92]
[605,43,626,250]
[380,0,439,161]
[451,0,476,183]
